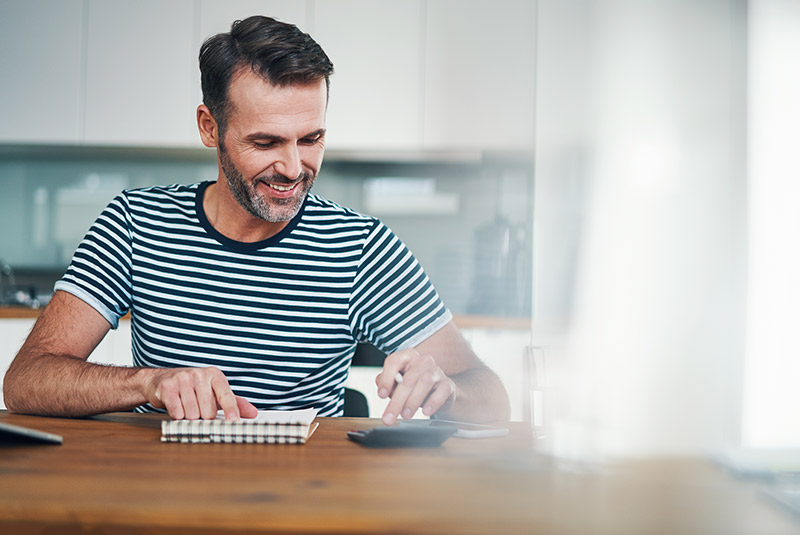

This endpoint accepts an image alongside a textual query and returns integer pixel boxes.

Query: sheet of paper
[214,408,318,425]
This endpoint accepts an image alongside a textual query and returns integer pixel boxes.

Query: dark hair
[199,16,334,140]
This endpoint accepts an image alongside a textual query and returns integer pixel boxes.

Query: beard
[219,145,315,222]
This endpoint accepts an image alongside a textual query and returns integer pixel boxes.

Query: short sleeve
[54,192,133,329]
[349,221,452,354]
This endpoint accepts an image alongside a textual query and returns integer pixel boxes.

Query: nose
[275,143,303,180]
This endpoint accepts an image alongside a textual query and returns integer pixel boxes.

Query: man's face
[218,70,327,223]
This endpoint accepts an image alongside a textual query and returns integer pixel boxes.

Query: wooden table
[0,411,797,534]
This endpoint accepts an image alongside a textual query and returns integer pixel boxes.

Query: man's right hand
[144,366,258,421]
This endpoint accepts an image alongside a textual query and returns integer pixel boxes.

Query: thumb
[236,396,259,418]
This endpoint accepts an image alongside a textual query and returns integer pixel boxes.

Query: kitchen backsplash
[0,147,532,317]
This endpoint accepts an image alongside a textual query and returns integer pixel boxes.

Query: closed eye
[253,141,277,149]
[300,132,325,145]
[246,129,325,149]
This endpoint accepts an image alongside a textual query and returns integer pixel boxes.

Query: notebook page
[213,408,318,425]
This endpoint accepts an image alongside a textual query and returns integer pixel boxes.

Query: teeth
[269,183,293,192]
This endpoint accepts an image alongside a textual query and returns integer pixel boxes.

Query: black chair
[342,343,385,418]
[343,387,369,417]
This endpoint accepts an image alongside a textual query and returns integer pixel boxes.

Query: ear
[197,105,219,148]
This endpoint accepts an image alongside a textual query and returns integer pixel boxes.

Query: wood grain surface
[0,411,796,535]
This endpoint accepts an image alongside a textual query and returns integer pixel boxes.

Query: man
[3,16,510,425]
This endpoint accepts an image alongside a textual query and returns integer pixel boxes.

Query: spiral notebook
[161,408,318,444]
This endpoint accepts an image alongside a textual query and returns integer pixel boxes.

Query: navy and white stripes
[56,181,451,416]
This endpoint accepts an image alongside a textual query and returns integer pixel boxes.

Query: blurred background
[0,0,798,459]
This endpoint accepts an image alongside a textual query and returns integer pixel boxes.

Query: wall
[0,150,532,318]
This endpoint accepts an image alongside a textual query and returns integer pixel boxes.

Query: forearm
[437,366,511,423]
[3,352,156,417]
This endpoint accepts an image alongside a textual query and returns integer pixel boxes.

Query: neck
[203,181,288,243]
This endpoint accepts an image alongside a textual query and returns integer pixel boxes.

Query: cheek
[237,154,275,179]
[302,147,325,172]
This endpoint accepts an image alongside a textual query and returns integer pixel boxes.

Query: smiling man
[3,16,510,425]
[201,69,326,240]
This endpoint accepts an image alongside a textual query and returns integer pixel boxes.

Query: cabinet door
[199,1,309,39]
[0,0,84,144]
[83,0,199,147]
[312,0,424,152]
[196,1,311,125]
[424,0,537,152]
[0,319,36,409]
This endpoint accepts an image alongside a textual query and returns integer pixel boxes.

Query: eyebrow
[244,129,326,142]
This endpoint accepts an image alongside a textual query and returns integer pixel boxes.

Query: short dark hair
[199,15,334,140]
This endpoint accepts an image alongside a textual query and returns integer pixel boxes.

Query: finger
[210,371,240,421]
[161,389,185,420]
[382,378,414,426]
[194,372,219,420]
[421,378,457,417]
[376,349,415,399]
[178,374,201,420]
[237,396,259,419]
[156,377,185,420]
[402,369,442,420]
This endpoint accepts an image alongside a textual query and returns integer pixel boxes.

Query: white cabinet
[311,0,536,153]
[83,0,200,147]
[424,0,537,152]
[0,1,535,152]
[312,1,425,152]
[0,319,33,409]
[84,0,310,148]
[0,0,85,144]
[195,1,311,129]
[198,1,310,40]
[315,0,536,153]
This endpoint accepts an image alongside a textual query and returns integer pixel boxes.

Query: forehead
[225,69,327,135]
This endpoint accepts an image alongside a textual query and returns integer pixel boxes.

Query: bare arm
[375,321,511,425]
[3,290,255,420]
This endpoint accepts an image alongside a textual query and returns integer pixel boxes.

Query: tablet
[0,420,63,445]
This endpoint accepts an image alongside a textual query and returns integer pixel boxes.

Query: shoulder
[301,194,380,229]
[120,182,202,205]
[110,182,203,222]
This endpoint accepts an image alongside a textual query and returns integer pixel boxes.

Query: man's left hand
[375,348,457,425]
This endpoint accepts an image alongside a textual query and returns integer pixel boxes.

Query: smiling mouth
[268,183,295,192]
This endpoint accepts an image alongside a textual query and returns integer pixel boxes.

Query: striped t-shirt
[55,181,451,416]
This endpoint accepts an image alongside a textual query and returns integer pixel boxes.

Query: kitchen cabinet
[85,0,310,148]
[312,1,425,152]
[0,1,536,153]
[312,0,536,153]
[0,0,84,144]
[198,1,310,43]
[195,1,311,128]
[83,0,199,147]
[424,0,537,152]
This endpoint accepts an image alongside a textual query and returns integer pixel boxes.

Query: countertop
[0,306,530,330]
